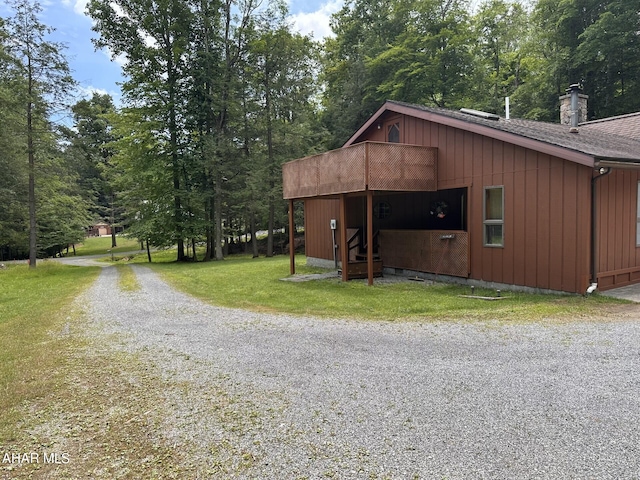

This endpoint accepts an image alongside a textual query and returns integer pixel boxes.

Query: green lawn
[0,262,100,443]
[72,236,142,256]
[132,253,624,322]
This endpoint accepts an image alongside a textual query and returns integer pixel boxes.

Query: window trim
[387,122,400,143]
[483,185,504,247]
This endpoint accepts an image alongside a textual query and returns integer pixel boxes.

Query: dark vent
[460,108,500,121]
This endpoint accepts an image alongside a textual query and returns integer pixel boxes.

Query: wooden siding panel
[536,154,551,289]
[438,123,450,183]
[502,143,515,285]
[524,150,538,288]
[607,173,616,272]
[304,198,339,261]
[454,129,465,180]
[512,146,527,287]
[576,167,592,292]
[464,131,474,184]
[548,161,565,291]
[615,172,624,271]
[596,169,640,290]
[561,163,579,292]
[622,171,631,269]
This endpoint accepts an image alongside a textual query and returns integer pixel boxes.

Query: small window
[387,123,400,143]
[636,182,640,246]
[484,186,504,247]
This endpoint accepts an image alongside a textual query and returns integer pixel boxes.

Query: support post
[288,199,295,275]
[367,189,374,286]
[340,194,348,282]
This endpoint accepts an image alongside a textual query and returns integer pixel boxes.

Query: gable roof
[345,100,640,168]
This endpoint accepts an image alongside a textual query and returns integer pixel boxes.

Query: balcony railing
[283,141,438,199]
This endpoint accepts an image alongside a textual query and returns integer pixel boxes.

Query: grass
[0,262,189,478]
[127,252,625,322]
[0,247,631,477]
[0,262,100,443]
[71,236,142,257]
[115,264,141,291]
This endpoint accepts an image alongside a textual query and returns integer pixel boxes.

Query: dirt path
[5,266,640,479]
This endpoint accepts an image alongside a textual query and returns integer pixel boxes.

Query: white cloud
[75,84,122,105]
[61,0,89,17]
[288,0,343,40]
[72,0,89,16]
[77,85,109,98]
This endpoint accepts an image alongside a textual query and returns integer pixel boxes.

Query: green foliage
[60,93,119,225]
[0,0,81,263]
[4,0,640,266]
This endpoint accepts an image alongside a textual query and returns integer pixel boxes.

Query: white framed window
[636,182,640,246]
[484,186,504,247]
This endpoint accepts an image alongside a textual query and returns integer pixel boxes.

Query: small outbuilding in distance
[282,86,640,294]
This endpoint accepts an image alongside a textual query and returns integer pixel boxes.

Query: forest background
[1,0,639,264]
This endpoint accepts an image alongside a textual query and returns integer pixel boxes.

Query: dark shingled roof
[384,100,640,163]
[580,112,640,141]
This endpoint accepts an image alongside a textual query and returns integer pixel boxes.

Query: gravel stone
[79,265,640,479]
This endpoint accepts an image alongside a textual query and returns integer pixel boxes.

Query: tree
[188,0,260,261]
[576,0,640,118]
[321,0,412,147]
[88,0,195,261]
[61,93,120,247]
[4,0,75,267]
[471,0,530,114]
[37,146,93,257]
[366,0,475,108]
[0,18,28,260]
[248,3,321,256]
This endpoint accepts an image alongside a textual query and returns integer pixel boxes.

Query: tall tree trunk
[251,210,258,258]
[265,63,275,258]
[27,58,36,269]
[204,196,213,261]
[111,192,117,248]
[214,181,224,260]
[267,203,275,257]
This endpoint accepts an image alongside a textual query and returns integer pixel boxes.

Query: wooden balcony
[283,141,438,199]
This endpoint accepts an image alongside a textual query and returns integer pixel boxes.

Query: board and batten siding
[399,115,593,293]
[304,198,340,261]
[596,169,640,289]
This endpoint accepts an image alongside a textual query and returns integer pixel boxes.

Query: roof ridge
[581,111,640,125]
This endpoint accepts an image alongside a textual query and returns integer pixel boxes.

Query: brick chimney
[559,84,588,127]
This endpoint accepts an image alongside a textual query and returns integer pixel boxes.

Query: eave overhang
[345,101,601,168]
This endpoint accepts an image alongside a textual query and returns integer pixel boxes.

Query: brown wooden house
[283,97,640,294]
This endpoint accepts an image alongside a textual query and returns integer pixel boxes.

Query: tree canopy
[2,0,640,262]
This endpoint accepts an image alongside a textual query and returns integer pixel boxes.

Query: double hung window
[484,186,504,247]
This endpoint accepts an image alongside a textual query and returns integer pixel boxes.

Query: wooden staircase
[343,228,383,279]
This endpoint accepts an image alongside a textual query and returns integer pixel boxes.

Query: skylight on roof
[460,108,500,121]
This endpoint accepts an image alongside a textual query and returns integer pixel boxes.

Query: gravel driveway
[81,265,640,479]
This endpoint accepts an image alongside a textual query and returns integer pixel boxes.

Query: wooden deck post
[288,199,295,275]
[367,189,374,286]
[340,194,348,282]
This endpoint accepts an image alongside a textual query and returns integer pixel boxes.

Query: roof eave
[595,158,640,170]
[344,101,596,168]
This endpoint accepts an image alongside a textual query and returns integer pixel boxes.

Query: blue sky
[1,0,343,107]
